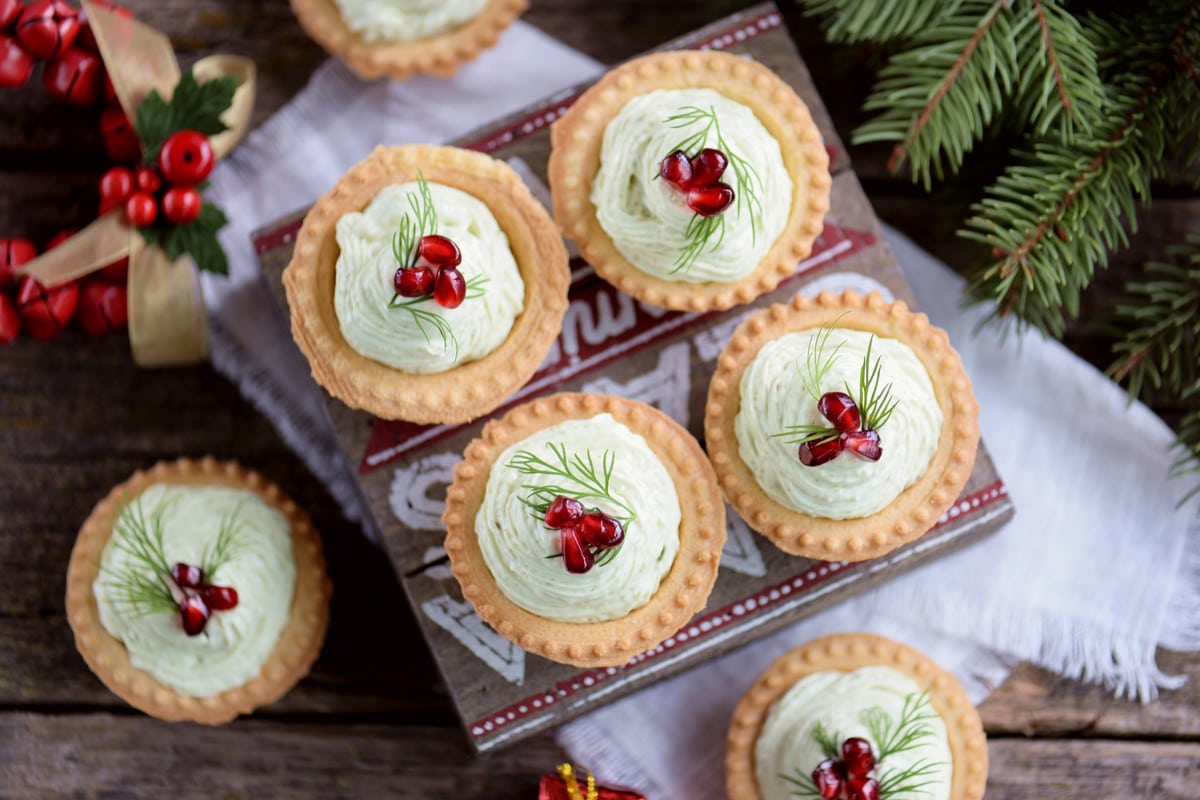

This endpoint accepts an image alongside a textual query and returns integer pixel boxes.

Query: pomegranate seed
[842,429,882,462]
[579,512,624,549]
[686,181,734,217]
[811,758,845,799]
[559,526,594,574]
[799,436,842,467]
[433,266,466,309]
[170,562,204,589]
[847,776,880,800]
[818,391,861,433]
[842,737,876,778]
[394,265,436,298]
[416,234,461,268]
[202,585,239,611]
[179,595,210,636]
[544,495,584,528]
[659,150,693,191]
[690,148,729,186]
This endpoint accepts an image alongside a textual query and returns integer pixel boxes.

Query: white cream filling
[755,666,953,800]
[332,0,489,43]
[735,329,942,519]
[590,87,792,284]
[475,414,681,623]
[334,181,525,375]
[94,484,296,698]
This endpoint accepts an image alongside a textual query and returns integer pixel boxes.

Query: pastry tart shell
[442,392,726,668]
[283,144,569,425]
[704,290,979,561]
[549,50,831,312]
[726,632,988,800]
[65,458,332,725]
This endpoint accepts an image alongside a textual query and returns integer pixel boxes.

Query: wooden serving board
[254,3,1014,753]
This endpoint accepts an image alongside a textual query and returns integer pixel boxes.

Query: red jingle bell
[538,770,647,800]
[16,275,78,341]
[100,105,141,163]
[0,293,20,345]
[43,47,103,106]
[76,278,127,336]
[76,1,133,54]
[15,0,80,60]
[0,33,34,89]
[0,0,23,30]
[1,237,37,289]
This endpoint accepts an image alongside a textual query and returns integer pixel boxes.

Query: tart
[65,458,331,724]
[289,0,528,82]
[284,144,569,424]
[705,290,978,561]
[726,633,988,800]
[549,49,831,312]
[442,392,725,668]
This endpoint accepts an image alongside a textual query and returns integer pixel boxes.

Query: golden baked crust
[289,0,527,81]
[65,458,331,725]
[283,144,569,424]
[442,392,726,668]
[726,633,988,800]
[704,290,979,561]
[548,50,831,312]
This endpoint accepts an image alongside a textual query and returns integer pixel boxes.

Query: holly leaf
[158,202,230,276]
[133,70,238,161]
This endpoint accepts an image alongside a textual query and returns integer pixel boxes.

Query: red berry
[690,148,729,186]
[102,71,116,103]
[170,562,205,590]
[15,0,79,60]
[46,229,75,250]
[818,391,861,433]
[99,167,135,207]
[158,130,215,187]
[393,265,435,298]
[202,585,239,611]
[100,105,140,163]
[0,33,33,89]
[559,526,594,574]
[686,181,734,217]
[16,275,78,341]
[179,594,210,636]
[0,293,19,345]
[810,758,845,800]
[842,737,876,778]
[417,234,461,268]
[42,47,102,106]
[659,149,693,191]
[579,512,624,549]
[76,278,127,335]
[842,429,882,462]
[134,166,162,194]
[432,266,466,309]
[799,436,843,467]
[0,0,22,29]
[76,1,133,54]
[847,776,879,800]
[544,495,584,529]
[98,256,128,282]
[1,238,37,290]
[124,191,157,227]
[162,186,202,225]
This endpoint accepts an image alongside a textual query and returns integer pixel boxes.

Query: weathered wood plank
[984,739,1200,799]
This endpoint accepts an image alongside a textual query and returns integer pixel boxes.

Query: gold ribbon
[16,1,256,367]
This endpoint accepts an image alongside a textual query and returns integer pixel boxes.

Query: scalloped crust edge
[289,0,528,82]
[726,632,988,800]
[65,457,332,725]
[703,289,980,561]
[442,392,726,668]
[282,144,570,425]
[548,49,832,312]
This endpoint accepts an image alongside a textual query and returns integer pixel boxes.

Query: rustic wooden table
[1,2,1196,797]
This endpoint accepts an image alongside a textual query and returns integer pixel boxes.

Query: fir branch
[1012,0,1105,139]
[508,443,637,528]
[387,274,489,360]
[800,0,965,43]
[865,691,937,761]
[877,757,945,800]
[101,500,177,619]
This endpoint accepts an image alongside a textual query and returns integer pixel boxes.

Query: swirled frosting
[332,0,489,43]
[755,666,953,800]
[735,329,942,519]
[94,484,296,697]
[590,88,792,284]
[475,414,681,623]
[334,181,525,374]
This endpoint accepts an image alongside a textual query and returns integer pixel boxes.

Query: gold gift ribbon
[16,1,256,367]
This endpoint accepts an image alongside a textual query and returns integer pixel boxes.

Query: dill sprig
[390,172,438,271]
[200,503,244,582]
[663,104,764,273]
[867,691,937,761]
[387,274,489,360]
[812,720,842,760]
[877,758,944,800]
[100,499,177,619]
[779,771,823,799]
[853,336,899,433]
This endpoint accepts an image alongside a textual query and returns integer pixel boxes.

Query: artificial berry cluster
[658,147,735,217]
[799,391,884,467]
[393,233,467,309]
[170,561,238,636]
[812,737,879,800]
[100,129,214,228]
[543,495,625,575]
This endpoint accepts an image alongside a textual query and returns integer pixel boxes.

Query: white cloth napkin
[199,22,1200,797]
